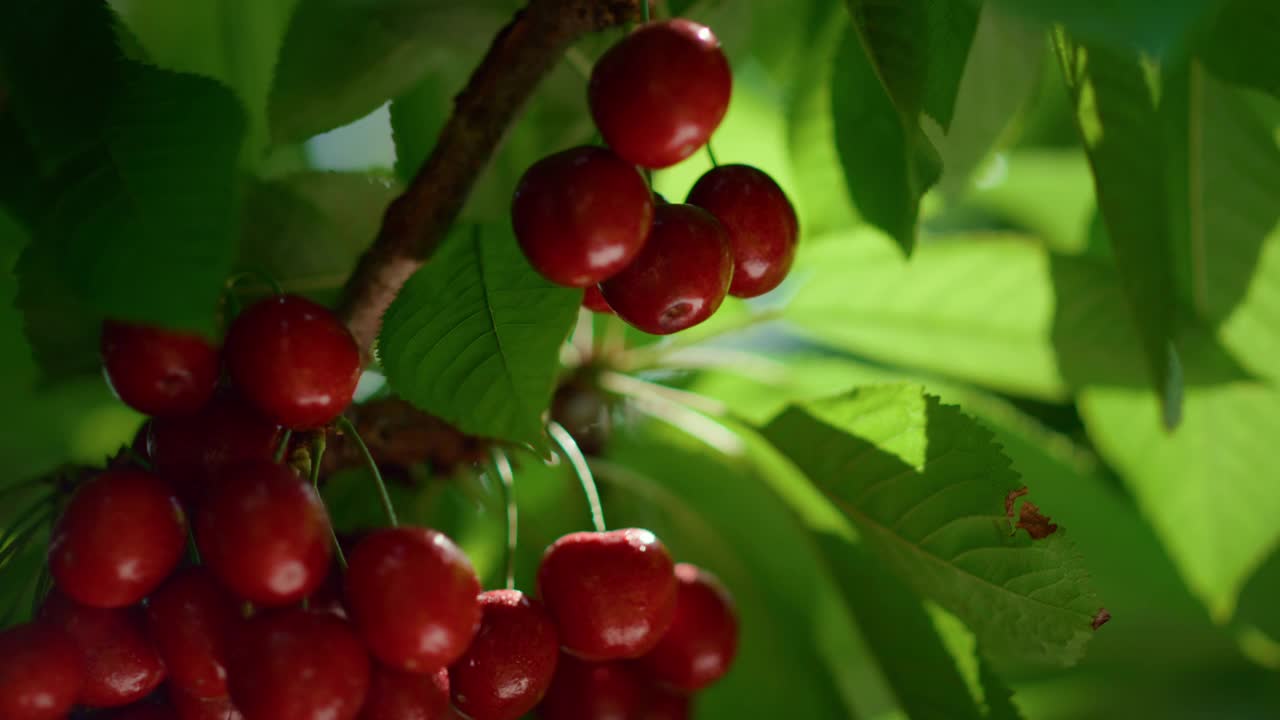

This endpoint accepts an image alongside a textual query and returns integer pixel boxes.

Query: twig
[338,0,642,355]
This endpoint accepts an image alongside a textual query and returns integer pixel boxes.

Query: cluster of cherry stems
[0,12,766,720]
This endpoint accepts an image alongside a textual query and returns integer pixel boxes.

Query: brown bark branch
[338,0,641,355]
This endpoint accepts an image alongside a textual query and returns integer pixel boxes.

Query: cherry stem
[491,448,518,591]
[311,432,347,570]
[338,416,399,528]
[641,0,650,23]
[547,421,606,532]
[273,429,293,464]
[705,140,719,167]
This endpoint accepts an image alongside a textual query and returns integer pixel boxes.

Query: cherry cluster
[0,294,738,719]
[513,19,799,335]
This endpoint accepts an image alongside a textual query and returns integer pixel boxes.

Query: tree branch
[338,0,641,355]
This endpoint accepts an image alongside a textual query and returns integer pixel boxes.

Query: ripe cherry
[227,609,370,720]
[638,563,738,692]
[345,528,482,672]
[101,320,219,417]
[170,688,245,720]
[0,622,84,720]
[39,592,166,708]
[600,204,732,336]
[512,146,654,287]
[536,655,642,720]
[195,461,332,606]
[582,285,613,314]
[537,529,677,661]
[48,468,186,608]
[147,391,282,505]
[589,20,731,169]
[687,164,798,298]
[357,667,451,720]
[449,590,559,720]
[224,294,361,430]
[146,567,239,698]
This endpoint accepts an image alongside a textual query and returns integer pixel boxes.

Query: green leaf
[831,26,941,255]
[112,0,300,164]
[763,384,1103,669]
[962,149,1096,254]
[238,172,400,302]
[990,0,1216,56]
[927,6,1043,195]
[1079,326,1280,621]
[270,0,512,142]
[378,224,579,447]
[790,230,1070,400]
[1196,0,1280,100]
[1174,68,1280,384]
[1055,35,1182,428]
[815,533,1025,719]
[3,0,246,377]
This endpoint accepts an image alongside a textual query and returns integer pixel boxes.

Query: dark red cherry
[227,609,370,720]
[536,655,642,720]
[600,204,732,336]
[195,461,332,606]
[589,20,731,169]
[39,592,166,708]
[638,563,738,691]
[148,391,282,505]
[103,701,180,719]
[345,528,482,672]
[449,590,559,720]
[357,667,451,720]
[101,320,219,417]
[146,568,239,698]
[48,469,186,608]
[582,285,613,314]
[0,622,85,720]
[687,164,798,298]
[224,294,361,430]
[512,146,654,287]
[170,688,245,720]
[537,529,677,661]
[641,686,691,720]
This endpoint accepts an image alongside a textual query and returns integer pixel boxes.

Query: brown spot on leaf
[1091,608,1111,630]
[1004,486,1029,518]
[1015,501,1059,539]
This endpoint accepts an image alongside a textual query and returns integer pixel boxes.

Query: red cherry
[512,146,654,287]
[345,528,482,672]
[357,667,451,720]
[581,286,614,314]
[226,609,370,720]
[195,461,332,606]
[38,592,166,708]
[687,164,798,298]
[101,320,219,417]
[102,701,180,719]
[638,563,738,691]
[170,688,245,720]
[148,391,282,505]
[600,204,732,336]
[641,685,691,720]
[589,20,731,169]
[224,294,361,429]
[536,655,642,720]
[536,529,677,661]
[448,590,559,720]
[0,622,85,720]
[146,567,239,698]
[48,469,187,608]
